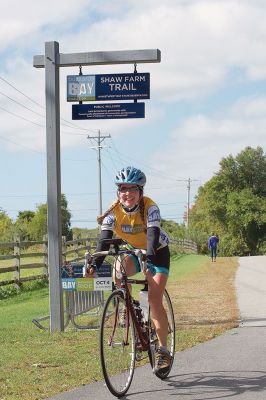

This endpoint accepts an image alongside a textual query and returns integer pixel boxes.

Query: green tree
[61,194,73,240]
[14,210,35,240]
[189,146,266,255]
[0,209,14,242]
[161,219,186,239]
[219,146,266,196]
[27,194,72,241]
[226,189,266,255]
[27,204,47,240]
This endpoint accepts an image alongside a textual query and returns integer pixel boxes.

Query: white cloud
[1,0,266,152]
[0,0,91,51]
[231,96,266,118]
[1,1,266,90]
[1,0,266,228]
[149,96,266,194]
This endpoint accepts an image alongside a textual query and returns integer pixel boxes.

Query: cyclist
[86,166,172,373]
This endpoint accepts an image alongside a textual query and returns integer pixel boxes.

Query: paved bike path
[47,255,266,400]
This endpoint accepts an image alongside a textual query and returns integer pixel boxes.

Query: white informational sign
[94,277,112,291]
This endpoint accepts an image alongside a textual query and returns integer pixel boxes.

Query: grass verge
[0,254,239,400]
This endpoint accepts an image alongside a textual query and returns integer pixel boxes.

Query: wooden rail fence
[169,238,198,254]
[0,236,98,287]
[0,236,197,288]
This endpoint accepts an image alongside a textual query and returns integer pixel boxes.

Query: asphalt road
[47,255,266,400]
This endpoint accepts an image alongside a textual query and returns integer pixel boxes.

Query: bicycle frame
[103,249,150,353]
[121,273,150,352]
[89,242,151,351]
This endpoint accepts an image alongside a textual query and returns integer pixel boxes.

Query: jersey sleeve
[146,200,169,248]
[146,226,160,264]
[101,211,115,231]
[147,204,161,229]
[94,229,113,267]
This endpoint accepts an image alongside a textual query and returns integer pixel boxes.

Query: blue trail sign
[67,73,150,102]
[72,102,145,120]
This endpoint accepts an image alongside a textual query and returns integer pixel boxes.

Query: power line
[0,134,45,154]
[105,146,120,172]
[109,137,126,166]
[0,103,95,136]
[105,141,202,196]
[0,105,46,128]
[109,138,187,182]
[0,75,100,134]
[0,75,44,109]
[0,90,45,118]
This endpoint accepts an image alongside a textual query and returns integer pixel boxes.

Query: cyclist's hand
[85,265,96,278]
[144,269,153,281]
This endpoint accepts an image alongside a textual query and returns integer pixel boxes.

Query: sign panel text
[67,73,150,102]
[72,102,145,120]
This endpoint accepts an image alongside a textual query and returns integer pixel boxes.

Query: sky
[0,0,266,230]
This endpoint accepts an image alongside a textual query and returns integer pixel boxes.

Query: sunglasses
[118,186,139,193]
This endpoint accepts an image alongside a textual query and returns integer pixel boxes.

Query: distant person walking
[208,233,219,262]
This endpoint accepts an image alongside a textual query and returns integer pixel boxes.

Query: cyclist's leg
[113,254,140,290]
[147,270,173,373]
[149,288,175,379]
[112,255,141,326]
[146,246,170,351]
[146,271,168,348]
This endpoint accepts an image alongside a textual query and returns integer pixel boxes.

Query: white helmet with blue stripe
[115,166,146,187]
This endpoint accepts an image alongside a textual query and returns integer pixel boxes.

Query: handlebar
[84,238,147,274]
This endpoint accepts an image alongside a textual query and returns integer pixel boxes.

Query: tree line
[188,146,266,256]
[0,146,265,256]
[0,194,72,243]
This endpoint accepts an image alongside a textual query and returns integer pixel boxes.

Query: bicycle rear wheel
[100,290,136,397]
[148,289,175,379]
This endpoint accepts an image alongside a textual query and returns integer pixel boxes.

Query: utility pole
[186,178,199,228]
[186,178,191,228]
[87,131,111,216]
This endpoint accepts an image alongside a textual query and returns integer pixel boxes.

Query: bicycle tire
[148,289,175,379]
[100,290,136,397]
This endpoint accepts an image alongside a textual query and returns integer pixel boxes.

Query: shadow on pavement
[125,370,266,399]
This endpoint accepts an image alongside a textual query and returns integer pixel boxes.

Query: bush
[218,234,248,256]
[257,240,266,255]
[0,278,48,300]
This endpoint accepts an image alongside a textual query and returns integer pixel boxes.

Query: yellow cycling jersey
[101,196,169,250]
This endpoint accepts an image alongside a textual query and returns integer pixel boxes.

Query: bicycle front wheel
[100,290,136,397]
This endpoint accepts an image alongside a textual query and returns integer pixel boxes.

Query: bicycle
[86,238,175,398]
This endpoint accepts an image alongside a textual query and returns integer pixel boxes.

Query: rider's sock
[159,346,169,353]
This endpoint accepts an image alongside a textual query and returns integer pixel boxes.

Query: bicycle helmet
[115,166,146,187]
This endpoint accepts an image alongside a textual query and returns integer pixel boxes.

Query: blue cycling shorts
[127,246,170,276]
